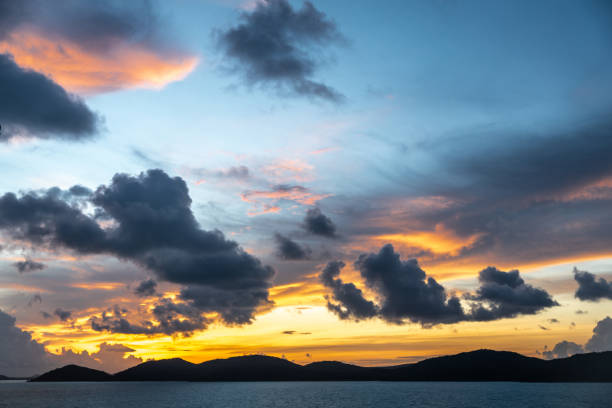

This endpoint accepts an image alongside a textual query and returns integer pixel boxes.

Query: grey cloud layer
[0,169,275,335]
[320,244,558,326]
[216,0,344,101]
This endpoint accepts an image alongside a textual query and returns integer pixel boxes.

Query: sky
[1,0,612,377]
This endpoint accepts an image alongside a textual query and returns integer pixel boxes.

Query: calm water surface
[1,381,611,408]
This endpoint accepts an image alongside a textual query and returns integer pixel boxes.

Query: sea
[1,380,611,408]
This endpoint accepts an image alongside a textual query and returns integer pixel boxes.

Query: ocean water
[1,381,611,408]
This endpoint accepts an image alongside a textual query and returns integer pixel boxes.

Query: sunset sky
[2,0,612,377]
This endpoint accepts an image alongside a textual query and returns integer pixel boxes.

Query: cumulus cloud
[216,0,344,101]
[13,258,45,273]
[320,244,558,326]
[542,341,584,359]
[274,233,311,260]
[0,309,141,376]
[303,207,337,238]
[574,268,612,301]
[133,279,157,297]
[585,316,612,352]
[467,267,559,321]
[319,260,378,321]
[542,316,612,359]
[0,169,275,336]
[0,53,98,141]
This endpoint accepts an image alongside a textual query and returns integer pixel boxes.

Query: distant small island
[30,349,612,382]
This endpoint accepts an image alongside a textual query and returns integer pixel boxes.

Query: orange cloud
[0,28,198,94]
[241,185,330,215]
[374,225,482,257]
[262,159,314,183]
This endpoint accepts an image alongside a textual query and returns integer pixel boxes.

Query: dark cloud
[319,260,378,321]
[548,318,560,323]
[355,245,465,325]
[282,330,296,335]
[303,207,337,238]
[576,309,588,314]
[0,54,99,141]
[216,0,344,101]
[68,185,93,197]
[467,267,559,321]
[133,279,157,297]
[40,311,52,319]
[574,268,612,301]
[538,325,550,331]
[13,259,45,273]
[320,245,558,326]
[274,233,311,260]
[0,309,141,376]
[0,169,275,335]
[53,308,72,322]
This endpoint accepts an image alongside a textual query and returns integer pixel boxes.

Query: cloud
[574,268,612,301]
[27,294,42,307]
[53,308,72,322]
[241,184,329,215]
[216,0,344,101]
[274,233,311,260]
[0,53,98,141]
[193,166,251,185]
[466,267,559,321]
[0,0,197,94]
[355,245,466,325]
[542,341,584,359]
[0,309,141,376]
[0,169,275,336]
[133,279,157,297]
[320,244,558,326]
[319,260,378,321]
[13,259,45,273]
[303,207,337,238]
[542,316,612,359]
[585,316,612,352]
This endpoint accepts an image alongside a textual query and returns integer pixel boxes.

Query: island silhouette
[27,349,612,382]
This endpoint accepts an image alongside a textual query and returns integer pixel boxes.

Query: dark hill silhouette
[30,350,612,382]
[32,365,112,382]
[114,358,197,381]
[0,374,8,380]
